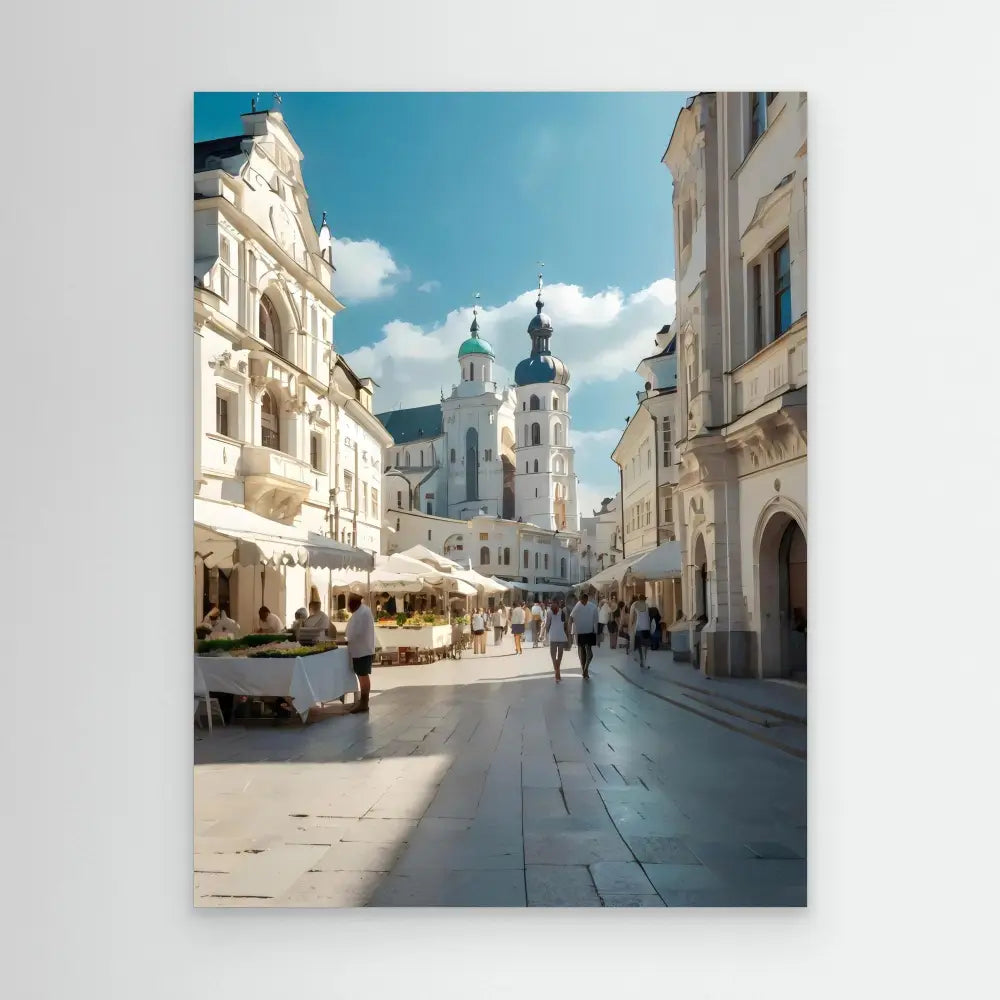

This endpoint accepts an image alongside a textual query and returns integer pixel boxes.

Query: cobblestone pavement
[194,634,806,907]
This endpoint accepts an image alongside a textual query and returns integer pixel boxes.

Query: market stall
[195,640,357,723]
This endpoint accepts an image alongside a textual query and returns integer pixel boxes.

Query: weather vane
[536,261,545,296]
[251,92,260,112]
[272,92,282,110]
[473,290,480,316]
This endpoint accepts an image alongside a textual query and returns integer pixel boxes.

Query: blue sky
[194,92,690,513]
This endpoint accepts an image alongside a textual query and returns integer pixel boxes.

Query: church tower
[513,275,579,531]
[441,297,516,520]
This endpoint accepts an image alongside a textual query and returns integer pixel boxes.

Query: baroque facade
[377,278,580,534]
[193,106,391,629]
[663,91,807,679]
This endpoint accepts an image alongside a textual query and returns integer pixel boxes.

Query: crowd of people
[460,590,670,683]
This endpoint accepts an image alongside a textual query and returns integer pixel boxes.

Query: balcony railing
[731,317,807,419]
[241,445,315,486]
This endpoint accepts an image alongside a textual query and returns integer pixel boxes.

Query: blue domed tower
[513,273,579,532]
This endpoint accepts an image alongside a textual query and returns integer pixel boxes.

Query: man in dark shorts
[344,594,375,714]
[570,591,599,680]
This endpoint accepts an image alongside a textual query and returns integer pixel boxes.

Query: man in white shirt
[570,591,600,679]
[344,594,375,713]
[254,606,284,634]
[530,602,544,648]
[491,607,505,646]
[597,599,612,646]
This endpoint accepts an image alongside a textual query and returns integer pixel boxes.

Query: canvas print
[193,91,807,907]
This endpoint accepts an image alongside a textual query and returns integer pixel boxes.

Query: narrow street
[195,636,806,907]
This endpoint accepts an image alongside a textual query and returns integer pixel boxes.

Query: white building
[512,279,580,532]
[193,104,390,629]
[385,508,583,604]
[377,278,579,533]
[663,92,807,679]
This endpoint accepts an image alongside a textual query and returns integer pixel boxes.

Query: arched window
[258,294,280,350]
[531,422,541,446]
[468,364,474,381]
[503,547,510,565]
[534,553,539,569]
[405,451,411,468]
[552,396,559,410]
[497,546,503,565]
[419,449,424,466]
[466,427,479,500]
[554,423,563,446]
[529,394,540,411]
[260,390,280,450]
[560,557,566,578]
[544,554,549,570]
[525,463,529,473]
[554,456,565,475]
[523,550,529,568]
[524,425,530,447]
[533,459,539,473]
[480,546,490,565]
[450,448,456,463]
[522,402,526,411]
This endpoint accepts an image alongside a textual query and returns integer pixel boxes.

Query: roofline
[662,91,711,166]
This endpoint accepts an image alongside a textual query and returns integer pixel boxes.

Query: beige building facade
[663,91,807,679]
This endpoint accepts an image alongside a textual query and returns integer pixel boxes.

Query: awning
[194,497,373,572]
[525,583,575,595]
[396,544,465,572]
[581,554,642,590]
[627,541,682,581]
[452,568,508,594]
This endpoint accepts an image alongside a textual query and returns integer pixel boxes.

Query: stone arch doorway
[756,506,807,680]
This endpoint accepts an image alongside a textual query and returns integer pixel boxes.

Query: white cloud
[573,427,624,449]
[417,280,441,294]
[332,237,409,302]
[345,277,676,412]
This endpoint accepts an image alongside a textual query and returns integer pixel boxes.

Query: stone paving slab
[368,868,527,907]
[526,865,601,907]
[589,861,658,895]
[600,893,667,907]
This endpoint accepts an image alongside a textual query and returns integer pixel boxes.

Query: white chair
[193,663,225,733]
[194,695,226,732]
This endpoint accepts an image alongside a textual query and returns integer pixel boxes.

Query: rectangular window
[360,484,367,517]
[479,532,489,541]
[343,471,354,508]
[751,262,763,355]
[396,491,402,508]
[750,92,766,146]
[219,267,229,301]
[645,501,651,526]
[485,449,492,462]
[663,495,673,524]
[662,416,672,467]
[310,433,321,471]
[371,488,378,514]
[773,239,791,339]
[215,392,229,437]
[220,236,231,265]
[426,503,432,515]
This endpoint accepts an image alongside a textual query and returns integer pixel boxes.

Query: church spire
[470,291,481,335]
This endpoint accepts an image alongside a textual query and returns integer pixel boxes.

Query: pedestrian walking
[344,594,376,714]
[629,592,652,669]
[530,601,544,648]
[544,599,570,683]
[471,608,487,654]
[564,594,577,647]
[510,602,526,654]
[597,597,611,647]
[491,606,505,647]
[648,603,662,651]
[570,591,599,679]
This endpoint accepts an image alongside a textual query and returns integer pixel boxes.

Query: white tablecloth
[195,648,357,722]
